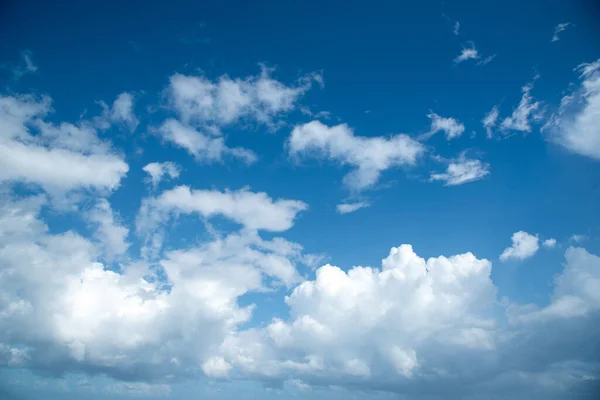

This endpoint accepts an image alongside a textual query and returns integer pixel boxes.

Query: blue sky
[1,0,600,399]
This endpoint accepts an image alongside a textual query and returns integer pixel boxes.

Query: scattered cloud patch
[421,112,465,140]
[552,22,571,42]
[137,185,308,234]
[570,234,587,243]
[142,162,181,188]
[500,231,540,261]
[336,201,370,214]
[543,238,557,248]
[95,92,139,132]
[454,44,479,63]
[453,21,460,35]
[543,59,600,160]
[10,50,38,80]
[500,79,542,133]
[167,64,322,128]
[0,94,128,195]
[482,105,499,138]
[289,120,425,190]
[155,118,257,164]
[430,153,490,186]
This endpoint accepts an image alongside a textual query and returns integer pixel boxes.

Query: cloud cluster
[552,22,571,42]
[168,65,322,127]
[288,121,424,190]
[423,112,465,140]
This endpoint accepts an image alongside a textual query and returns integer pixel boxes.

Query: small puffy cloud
[454,45,479,63]
[142,162,181,188]
[289,120,425,190]
[543,238,557,248]
[552,22,571,42]
[500,79,542,133]
[570,234,587,243]
[0,94,128,194]
[156,118,257,164]
[202,356,232,379]
[453,21,460,35]
[543,59,600,160]
[137,185,307,233]
[167,65,322,127]
[500,231,540,261]
[482,106,499,138]
[430,153,490,186]
[336,201,370,214]
[423,112,465,140]
[95,92,139,132]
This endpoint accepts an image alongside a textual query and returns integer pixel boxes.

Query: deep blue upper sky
[1,1,599,399]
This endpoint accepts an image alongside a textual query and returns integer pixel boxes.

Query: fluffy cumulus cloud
[423,112,465,140]
[167,64,322,127]
[95,92,139,132]
[543,238,557,248]
[0,190,312,383]
[0,94,128,195]
[1,188,599,398]
[142,162,181,188]
[500,231,540,261]
[430,153,490,186]
[289,120,425,190]
[543,59,600,160]
[209,244,600,398]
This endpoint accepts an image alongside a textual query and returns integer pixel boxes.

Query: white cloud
[454,45,479,63]
[453,21,460,35]
[430,153,490,186]
[542,238,557,248]
[11,50,38,80]
[570,234,587,243]
[2,191,599,398]
[202,356,232,378]
[86,199,130,261]
[137,185,307,234]
[500,231,540,261]
[168,65,322,127]
[422,112,465,140]
[107,382,171,397]
[477,54,496,66]
[0,94,128,194]
[552,22,571,42]
[288,120,425,190]
[142,162,181,188]
[482,106,499,138]
[156,118,257,164]
[95,92,139,132]
[336,202,370,214]
[543,59,600,160]
[500,79,542,133]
